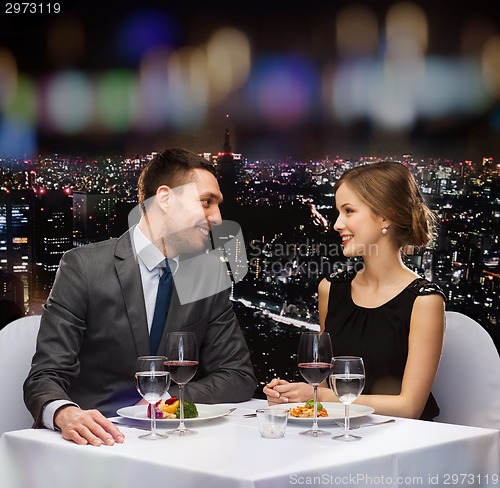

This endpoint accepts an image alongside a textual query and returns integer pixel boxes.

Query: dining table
[0,398,498,488]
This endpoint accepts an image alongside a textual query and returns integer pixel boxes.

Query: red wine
[165,360,199,385]
[298,362,331,384]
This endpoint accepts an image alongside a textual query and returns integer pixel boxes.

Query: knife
[110,420,157,431]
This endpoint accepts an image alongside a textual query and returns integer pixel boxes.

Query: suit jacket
[24,231,257,426]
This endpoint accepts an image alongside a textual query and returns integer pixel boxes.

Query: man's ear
[156,185,170,212]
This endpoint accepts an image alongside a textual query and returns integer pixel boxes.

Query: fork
[334,418,395,429]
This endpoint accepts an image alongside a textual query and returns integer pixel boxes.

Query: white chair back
[433,311,500,430]
[0,315,41,436]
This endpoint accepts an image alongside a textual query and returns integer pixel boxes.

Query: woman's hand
[263,378,314,405]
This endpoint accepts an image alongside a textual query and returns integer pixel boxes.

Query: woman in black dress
[264,161,445,420]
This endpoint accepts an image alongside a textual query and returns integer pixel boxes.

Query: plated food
[147,396,199,419]
[289,399,328,418]
[117,403,231,424]
[272,402,375,424]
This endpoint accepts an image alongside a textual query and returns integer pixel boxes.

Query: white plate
[275,402,375,424]
[116,404,231,424]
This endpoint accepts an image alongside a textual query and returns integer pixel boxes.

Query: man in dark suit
[24,148,256,446]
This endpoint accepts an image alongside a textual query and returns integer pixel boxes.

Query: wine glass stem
[312,385,319,431]
[152,403,157,436]
[178,384,186,430]
[344,404,350,436]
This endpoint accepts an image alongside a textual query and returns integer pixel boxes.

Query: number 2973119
[5,3,61,14]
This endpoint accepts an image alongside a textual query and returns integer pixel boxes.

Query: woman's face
[333,183,386,258]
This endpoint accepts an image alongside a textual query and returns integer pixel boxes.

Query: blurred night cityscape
[1,1,500,395]
[1,147,499,395]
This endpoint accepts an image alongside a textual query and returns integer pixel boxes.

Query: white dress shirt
[133,225,178,331]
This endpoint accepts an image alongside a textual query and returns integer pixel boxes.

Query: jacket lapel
[115,231,150,356]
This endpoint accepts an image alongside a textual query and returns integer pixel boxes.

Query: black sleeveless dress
[324,270,445,421]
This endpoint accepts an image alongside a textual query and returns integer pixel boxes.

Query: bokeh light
[206,27,251,104]
[0,48,18,109]
[482,35,500,99]
[166,47,209,129]
[3,74,37,123]
[137,48,172,130]
[43,71,93,134]
[372,62,422,129]
[385,2,428,60]
[248,56,318,129]
[330,59,375,122]
[382,1,427,128]
[46,15,85,67]
[96,70,138,132]
[117,10,177,65]
[461,16,498,58]
[0,3,499,157]
[336,5,378,58]
[0,118,36,158]
[418,58,489,116]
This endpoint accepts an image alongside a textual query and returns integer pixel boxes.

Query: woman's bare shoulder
[318,277,331,294]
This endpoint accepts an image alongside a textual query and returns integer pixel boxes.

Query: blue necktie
[150,259,173,355]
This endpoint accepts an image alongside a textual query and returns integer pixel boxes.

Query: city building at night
[0,149,498,388]
[0,191,34,311]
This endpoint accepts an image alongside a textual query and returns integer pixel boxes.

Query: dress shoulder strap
[325,268,356,284]
[407,278,446,301]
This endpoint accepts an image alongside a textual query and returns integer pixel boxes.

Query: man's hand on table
[54,405,125,447]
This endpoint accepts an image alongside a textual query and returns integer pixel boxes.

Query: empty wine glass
[330,356,365,442]
[297,331,333,436]
[135,356,170,440]
[165,332,199,436]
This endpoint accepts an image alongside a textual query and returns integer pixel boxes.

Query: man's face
[165,168,223,256]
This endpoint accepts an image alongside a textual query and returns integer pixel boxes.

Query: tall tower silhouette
[212,127,248,296]
[216,127,237,211]
[223,127,232,154]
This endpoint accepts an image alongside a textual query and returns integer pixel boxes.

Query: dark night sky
[2,0,500,161]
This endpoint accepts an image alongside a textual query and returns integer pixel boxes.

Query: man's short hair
[137,148,217,205]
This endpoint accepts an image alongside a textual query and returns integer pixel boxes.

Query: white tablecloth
[1,399,498,488]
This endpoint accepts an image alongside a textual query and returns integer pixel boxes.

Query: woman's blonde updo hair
[333,161,437,248]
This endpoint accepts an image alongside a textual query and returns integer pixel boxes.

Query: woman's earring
[381,227,388,235]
